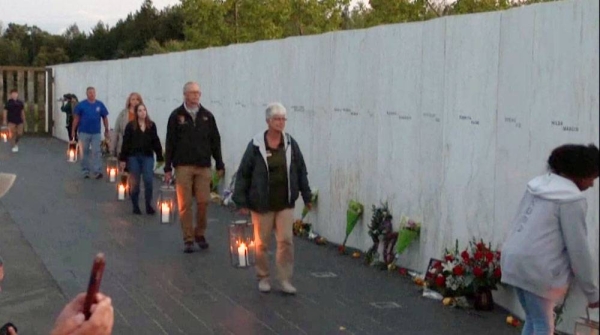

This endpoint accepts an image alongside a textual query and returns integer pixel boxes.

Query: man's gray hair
[183,81,200,93]
[86,86,95,92]
[265,103,287,120]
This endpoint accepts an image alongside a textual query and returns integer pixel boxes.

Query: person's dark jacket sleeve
[292,138,312,205]
[151,123,164,162]
[118,123,132,162]
[164,112,176,173]
[210,116,225,170]
[60,102,71,113]
[232,141,255,209]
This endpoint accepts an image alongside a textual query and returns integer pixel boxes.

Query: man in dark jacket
[164,81,225,253]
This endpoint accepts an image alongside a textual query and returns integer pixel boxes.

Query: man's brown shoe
[195,236,209,250]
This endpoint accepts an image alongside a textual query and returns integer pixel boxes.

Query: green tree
[87,21,115,60]
[446,0,512,15]
[0,38,28,65]
[182,0,232,48]
[33,46,69,66]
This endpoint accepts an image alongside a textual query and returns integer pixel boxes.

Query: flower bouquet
[293,219,311,237]
[428,239,503,310]
[459,239,502,310]
[460,239,502,292]
[427,241,473,298]
[395,216,421,255]
[301,190,318,221]
[339,200,364,254]
[365,203,393,268]
[210,170,221,193]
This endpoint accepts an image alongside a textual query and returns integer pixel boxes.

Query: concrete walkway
[0,137,519,334]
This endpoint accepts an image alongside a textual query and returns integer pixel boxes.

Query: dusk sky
[0,0,365,35]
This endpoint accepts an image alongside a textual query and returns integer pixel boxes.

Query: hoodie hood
[252,131,291,165]
[527,173,584,202]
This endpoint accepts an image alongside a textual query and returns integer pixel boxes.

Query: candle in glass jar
[69,150,75,161]
[161,203,170,223]
[1,134,7,142]
[118,184,125,200]
[238,242,248,267]
[109,168,116,182]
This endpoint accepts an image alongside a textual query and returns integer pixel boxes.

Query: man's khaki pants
[175,166,211,243]
[251,208,294,283]
[8,123,24,147]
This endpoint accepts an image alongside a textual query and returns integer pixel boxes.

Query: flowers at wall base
[341,200,364,254]
[426,241,473,298]
[293,219,311,237]
[427,238,503,310]
[396,216,421,255]
[365,203,392,266]
[506,315,521,327]
[461,238,502,293]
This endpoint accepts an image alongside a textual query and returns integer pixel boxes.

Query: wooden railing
[0,66,50,134]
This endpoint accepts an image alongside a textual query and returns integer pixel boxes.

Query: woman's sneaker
[280,281,297,295]
[258,279,271,293]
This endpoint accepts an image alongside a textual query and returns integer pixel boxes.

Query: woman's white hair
[265,102,287,120]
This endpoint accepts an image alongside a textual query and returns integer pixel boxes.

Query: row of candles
[66,143,175,224]
[65,143,256,268]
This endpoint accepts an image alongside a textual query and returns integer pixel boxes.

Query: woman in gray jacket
[110,92,143,157]
[233,103,312,295]
[500,143,599,335]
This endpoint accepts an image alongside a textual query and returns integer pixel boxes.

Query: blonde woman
[111,92,143,157]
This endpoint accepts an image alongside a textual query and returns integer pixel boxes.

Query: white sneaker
[280,281,297,295]
[11,146,18,153]
[258,279,271,293]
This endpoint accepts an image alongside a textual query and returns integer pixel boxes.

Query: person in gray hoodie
[500,143,599,335]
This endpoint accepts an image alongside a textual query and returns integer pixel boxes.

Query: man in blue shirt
[71,87,110,179]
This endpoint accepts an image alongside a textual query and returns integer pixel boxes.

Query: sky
[0,0,365,35]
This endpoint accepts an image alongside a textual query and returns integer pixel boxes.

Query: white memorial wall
[50,0,599,332]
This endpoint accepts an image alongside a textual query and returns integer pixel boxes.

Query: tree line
[0,0,556,67]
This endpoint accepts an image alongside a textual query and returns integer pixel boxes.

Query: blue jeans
[515,287,555,335]
[127,155,155,209]
[78,132,102,175]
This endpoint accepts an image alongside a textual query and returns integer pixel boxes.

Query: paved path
[0,137,519,334]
